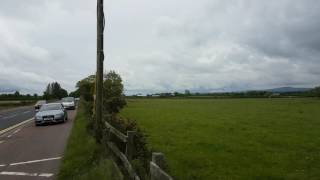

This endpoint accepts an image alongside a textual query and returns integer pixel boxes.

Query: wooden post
[95,0,104,135]
[150,152,173,180]
[152,153,165,169]
[126,131,135,161]
[106,127,111,141]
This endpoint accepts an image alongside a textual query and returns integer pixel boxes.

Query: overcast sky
[0,0,319,94]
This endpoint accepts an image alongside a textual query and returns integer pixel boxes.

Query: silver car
[61,97,75,110]
[35,103,68,126]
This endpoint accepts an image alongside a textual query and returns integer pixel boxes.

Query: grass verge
[58,101,123,180]
[0,100,35,111]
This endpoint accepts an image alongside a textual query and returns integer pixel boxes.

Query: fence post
[150,152,173,180]
[106,127,111,142]
[152,152,165,169]
[126,131,135,161]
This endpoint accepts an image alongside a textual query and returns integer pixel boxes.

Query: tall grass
[58,101,123,180]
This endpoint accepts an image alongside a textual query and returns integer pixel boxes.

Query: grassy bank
[120,98,320,179]
[58,101,122,180]
[0,100,35,111]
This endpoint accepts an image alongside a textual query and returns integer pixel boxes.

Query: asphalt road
[0,106,35,130]
[0,108,76,180]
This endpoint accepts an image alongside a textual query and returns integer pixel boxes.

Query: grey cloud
[0,0,319,95]
[0,0,96,94]
[136,0,320,91]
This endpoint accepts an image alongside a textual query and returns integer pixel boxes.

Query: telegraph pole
[96,0,104,130]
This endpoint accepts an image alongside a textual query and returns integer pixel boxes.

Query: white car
[61,97,75,110]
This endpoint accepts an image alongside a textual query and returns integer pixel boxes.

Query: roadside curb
[0,118,33,136]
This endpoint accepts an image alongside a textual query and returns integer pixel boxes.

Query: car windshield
[62,97,74,102]
[39,104,62,111]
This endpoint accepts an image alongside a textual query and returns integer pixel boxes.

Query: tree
[76,75,95,101]
[185,89,191,96]
[103,71,126,114]
[58,88,68,99]
[69,90,80,98]
[43,82,68,100]
[314,86,320,97]
[14,91,20,97]
[73,72,126,114]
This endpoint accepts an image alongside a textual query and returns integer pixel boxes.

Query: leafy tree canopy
[103,71,126,114]
[43,82,68,100]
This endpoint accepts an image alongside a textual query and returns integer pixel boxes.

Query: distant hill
[265,87,312,93]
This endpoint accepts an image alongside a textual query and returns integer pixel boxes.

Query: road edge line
[10,157,62,166]
[0,118,33,136]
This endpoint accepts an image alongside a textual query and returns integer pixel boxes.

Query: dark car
[35,103,68,126]
[34,100,47,111]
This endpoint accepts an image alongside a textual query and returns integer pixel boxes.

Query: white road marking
[0,171,36,176]
[23,111,31,114]
[38,173,54,177]
[10,157,62,166]
[6,128,21,138]
[0,118,33,136]
[0,171,53,178]
[0,164,5,167]
[7,115,17,118]
[12,128,21,134]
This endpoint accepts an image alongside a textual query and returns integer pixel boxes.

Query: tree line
[0,91,39,101]
[0,82,69,101]
[141,87,320,98]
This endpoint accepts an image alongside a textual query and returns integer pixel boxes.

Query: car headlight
[35,115,42,120]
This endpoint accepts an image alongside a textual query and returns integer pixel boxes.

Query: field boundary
[104,121,173,180]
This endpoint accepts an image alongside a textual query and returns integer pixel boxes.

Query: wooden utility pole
[96,0,104,127]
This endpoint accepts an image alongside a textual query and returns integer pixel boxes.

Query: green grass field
[120,98,320,180]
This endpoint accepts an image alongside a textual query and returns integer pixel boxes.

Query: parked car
[35,103,68,126]
[61,97,75,110]
[34,100,47,111]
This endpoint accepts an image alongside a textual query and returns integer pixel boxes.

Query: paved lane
[0,110,76,180]
[0,106,35,130]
